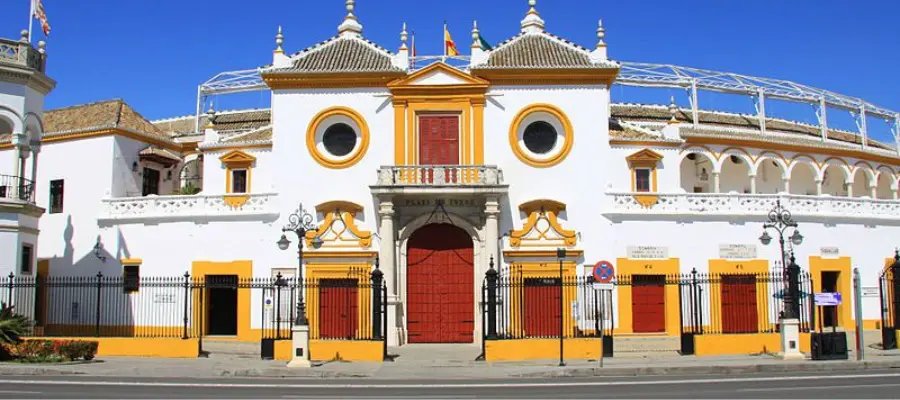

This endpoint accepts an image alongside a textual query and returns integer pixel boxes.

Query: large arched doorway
[407,223,474,343]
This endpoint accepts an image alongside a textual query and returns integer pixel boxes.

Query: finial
[206,104,217,125]
[275,26,284,52]
[20,30,28,42]
[668,96,678,123]
[38,41,46,54]
[472,20,480,48]
[521,0,545,33]
[596,19,606,48]
[400,23,408,51]
[338,0,363,36]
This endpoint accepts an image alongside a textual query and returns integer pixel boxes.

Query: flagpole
[27,0,35,43]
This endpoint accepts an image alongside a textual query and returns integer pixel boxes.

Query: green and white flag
[478,33,492,51]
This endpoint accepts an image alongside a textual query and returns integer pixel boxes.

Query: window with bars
[49,180,64,213]
[635,168,652,192]
[231,169,248,193]
[123,264,140,293]
[20,244,33,275]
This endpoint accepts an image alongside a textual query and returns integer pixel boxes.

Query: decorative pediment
[626,149,663,167]
[305,201,372,249]
[388,63,489,99]
[510,199,577,248]
[219,150,256,166]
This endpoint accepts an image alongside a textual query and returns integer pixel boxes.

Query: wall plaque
[627,246,669,259]
[719,244,758,260]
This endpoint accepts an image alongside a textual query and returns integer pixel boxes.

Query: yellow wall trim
[685,136,900,168]
[306,106,371,169]
[609,139,682,148]
[485,338,602,361]
[220,150,255,194]
[809,256,853,332]
[26,337,199,358]
[694,333,811,356]
[508,104,574,168]
[627,149,663,206]
[261,71,406,90]
[223,195,250,208]
[615,258,681,336]
[472,68,618,87]
[310,340,383,362]
[120,258,143,265]
[191,260,253,342]
[509,201,577,248]
[503,250,584,259]
[306,202,372,249]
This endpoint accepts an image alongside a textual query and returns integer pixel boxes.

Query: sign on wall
[861,287,880,298]
[821,247,840,258]
[814,292,842,306]
[719,244,758,260]
[627,246,668,259]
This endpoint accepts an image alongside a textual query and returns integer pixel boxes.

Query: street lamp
[759,200,803,319]
[277,203,323,325]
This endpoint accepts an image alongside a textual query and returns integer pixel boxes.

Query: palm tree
[0,303,29,345]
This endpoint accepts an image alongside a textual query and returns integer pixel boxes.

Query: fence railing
[879,256,900,349]
[0,271,387,344]
[0,174,35,203]
[375,165,504,186]
[481,267,814,343]
[0,37,45,72]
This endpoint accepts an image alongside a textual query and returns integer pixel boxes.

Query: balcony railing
[0,38,45,72]
[606,192,900,221]
[0,174,35,203]
[98,193,278,222]
[374,165,504,186]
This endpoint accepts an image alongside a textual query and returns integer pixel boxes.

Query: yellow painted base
[310,340,383,362]
[485,338,602,361]
[694,333,811,357]
[27,337,200,358]
[273,340,293,361]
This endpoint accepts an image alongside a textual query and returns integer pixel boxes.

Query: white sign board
[861,287,880,298]
[815,292,842,306]
[153,293,176,304]
[627,246,669,259]
[592,282,614,291]
[719,244,758,260]
[821,247,840,258]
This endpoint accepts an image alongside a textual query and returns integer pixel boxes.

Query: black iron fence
[879,254,900,349]
[482,265,815,356]
[0,270,387,346]
[0,174,34,203]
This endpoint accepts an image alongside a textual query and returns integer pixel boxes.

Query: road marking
[0,390,41,394]
[0,372,898,389]
[739,382,900,392]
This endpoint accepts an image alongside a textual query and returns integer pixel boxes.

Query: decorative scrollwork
[284,203,316,233]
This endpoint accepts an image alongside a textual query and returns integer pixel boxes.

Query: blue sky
[3,0,899,140]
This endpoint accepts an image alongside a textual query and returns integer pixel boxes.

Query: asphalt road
[1,370,900,398]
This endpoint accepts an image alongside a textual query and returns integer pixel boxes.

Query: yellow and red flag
[33,0,51,36]
[444,23,459,56]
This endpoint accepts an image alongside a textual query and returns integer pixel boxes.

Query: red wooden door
[632,275,666,333]
[721,275,758,334]
[418,116,460,184]
[407,223,474,343]
[319,279,358,339]
[524,278,561,337]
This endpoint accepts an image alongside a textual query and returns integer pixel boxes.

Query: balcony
[97,193,279,224]
[370,165,508,196]
[606,192,900,223]
[0,37,45,73]
[0,174,35,204]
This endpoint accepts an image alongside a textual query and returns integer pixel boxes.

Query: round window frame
[306,106,370,169]
[508,104,573,168]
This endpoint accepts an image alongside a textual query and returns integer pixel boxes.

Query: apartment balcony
[370,165,508,196]
[605,192,900,223]
[0,37,45,73]
[97,193,279,224]
[0,174,35,204]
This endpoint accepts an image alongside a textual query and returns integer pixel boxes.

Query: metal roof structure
[194,60,900,148]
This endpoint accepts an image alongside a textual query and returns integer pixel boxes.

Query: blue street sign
[593,261,615,283]
[814,292,842,306]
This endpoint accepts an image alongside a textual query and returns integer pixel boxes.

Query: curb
[513,360,900,378]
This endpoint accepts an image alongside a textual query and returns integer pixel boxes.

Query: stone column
[712,172,721,193]
[815,179,823,196]
[29,145,40,200]
[749,174,757,194]
[870,184,877,199]
[9,142,22,200]
[782,177,790,194]
[846,182,853,197]
[377,198,400,346]
[484,197,501,266]
[893,189,898,200]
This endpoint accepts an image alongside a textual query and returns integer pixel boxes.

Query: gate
[879,253,899,349]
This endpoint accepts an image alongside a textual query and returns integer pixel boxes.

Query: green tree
[0,303,30,345]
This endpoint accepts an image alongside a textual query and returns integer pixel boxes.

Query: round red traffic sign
[593,261,615,283]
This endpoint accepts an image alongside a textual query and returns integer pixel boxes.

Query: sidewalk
[2,347,899,380]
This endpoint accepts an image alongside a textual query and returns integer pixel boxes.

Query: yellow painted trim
[315,201,364,215]
[472,68,618,87]
[505,263,579,338]
[306,106,371,169]
[310,340,383,361]
[273,340,293,361]
[223,195,250,208]
[305,206,373,249]
[261,71,406,90]
[609,140,682,148]
[628,149,662,206]
[393,101,407,166]
[304,251,379,260]
[120,258,143,265]
[684,136,900,168]
[694,333,810,356]
[615,258,681,336]
[502,249,585,259]
[809,256,853,332]
[707,259,770,334]
[472,99,485,164]
[485,338,602,361]
[25,337,199,358]
[305,265,373,341]
[509,104,574,168]
[0,128,182,152]
[518,199,567,215]
[191,260,253,342]
[406,101,472,166]
[388,62,491,89]
[509,205,577,248]
[218,149,257,164]
[220,150,255,194]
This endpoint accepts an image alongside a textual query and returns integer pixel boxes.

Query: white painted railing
[375,165,504,186]
[607,192,900,220]
[98,193,278,221]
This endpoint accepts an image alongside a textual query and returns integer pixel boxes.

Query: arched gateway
[406,223,475,343]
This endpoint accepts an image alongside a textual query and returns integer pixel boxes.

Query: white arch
[23,112,44,143]
[752,155,788,178]
[0,106,24,135]
[787,157,821,179]
[716,150,753,175]
[818,160,852,183]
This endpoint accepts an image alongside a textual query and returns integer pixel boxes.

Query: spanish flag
[444,23,459,56]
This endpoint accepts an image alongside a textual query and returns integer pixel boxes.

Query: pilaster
[377,198,400,346]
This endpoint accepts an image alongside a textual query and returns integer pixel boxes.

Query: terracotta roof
[153,109,271,136]
[609,120,661,140]
[610,103,893,151]
[222,126,272,143]
[268,36,403,74]
[138,146,182,164]
[473,32,617,70]
[42,99,167,140]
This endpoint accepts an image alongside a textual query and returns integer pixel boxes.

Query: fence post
[690,268,700,334]
[853,267,864,360]
[95,271,103,337]
[486,256,499,339]
[275,272,283,340]
[6,272,13,306]
[182,272,190,339]
[371,257,384,340]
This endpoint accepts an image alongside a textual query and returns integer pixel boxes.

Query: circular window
[306,107,370,169]
[323,123,357,157]
[523,121,558,154]
[509,104,573,168]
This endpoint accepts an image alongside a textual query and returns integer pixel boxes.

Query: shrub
[10,339,98,362]
[0,303,30,345]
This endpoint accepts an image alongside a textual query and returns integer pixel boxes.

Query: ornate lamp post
[277,203,323,325]
[758,200,804,319]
